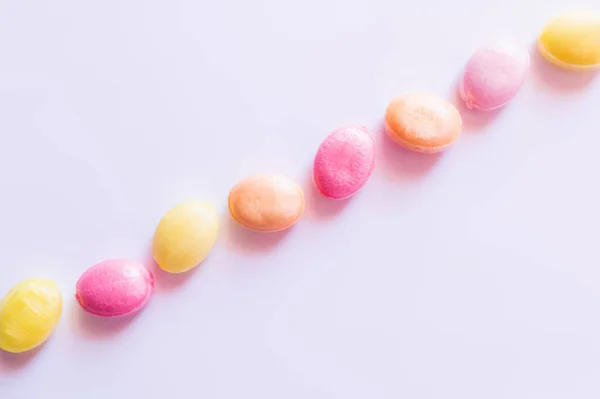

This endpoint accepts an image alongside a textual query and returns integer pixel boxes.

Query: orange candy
[228,174,305,232]
[385,93,462,153]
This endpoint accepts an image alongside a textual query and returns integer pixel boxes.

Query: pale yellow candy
[0,279,62,353]
[538,10,600,70]
[153,201,219,273]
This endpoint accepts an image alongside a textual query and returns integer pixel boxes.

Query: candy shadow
[144,246,198,292]
[0,346,43,373]
[302,171,352,221]
[69,300,137,339]
[223,214,290,255]
[451,80,503,131]
[529,41,597,92]
[375,122,442,181]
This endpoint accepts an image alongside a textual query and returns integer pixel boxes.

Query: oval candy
[313,125,375,199]
[76,259,154,317]
[538,10,600,70]
[0,279,62,353]
[228,174,304,232]
[153,201,220,273]
[385,93,462,153]
[459,38,530,111]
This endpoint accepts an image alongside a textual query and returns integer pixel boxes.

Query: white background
[0,0,599,397]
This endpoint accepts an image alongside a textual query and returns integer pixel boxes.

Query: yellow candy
[0,279,62,353]
[153,201,219,273]
[538,10,600,70]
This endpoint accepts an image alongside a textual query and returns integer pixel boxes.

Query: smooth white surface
[1,0,600,397]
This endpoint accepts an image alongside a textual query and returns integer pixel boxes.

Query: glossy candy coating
[313,125,376,199]
[0,279,62,353]
[459,38,530,111]
[229,174,304,232]
[538,10,600,70]
[385,93,462,153]
[153,201,220,273]
[76,259,154,317]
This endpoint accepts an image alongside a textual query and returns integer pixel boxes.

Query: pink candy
[459,38,530,111]
[313,125,375,200]
[75,259,154,318]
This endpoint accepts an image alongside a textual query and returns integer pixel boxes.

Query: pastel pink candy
[459,38,530,111]
[313,125,375,199]
[75,259,154,317]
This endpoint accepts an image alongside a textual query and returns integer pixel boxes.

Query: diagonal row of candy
[1,9,598,355]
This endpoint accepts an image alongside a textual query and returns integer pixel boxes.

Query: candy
[459,38,530,111]
[0,279,62,353]
[538,10,600,70]
[313,125,375,199]
[75,259,154,317]
[228,174,305,232]
[385,93,462,153]
[153,201,220,273]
